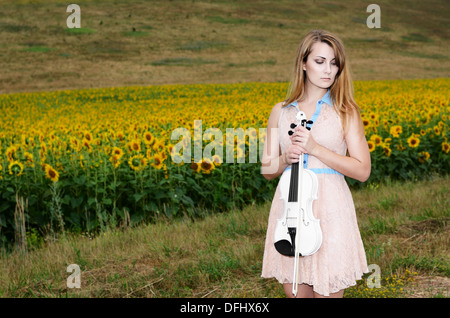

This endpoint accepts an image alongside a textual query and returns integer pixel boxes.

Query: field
[1,78,448,246]
[0,176,448,298]
[0,78,448,298]
[0,0,449,298]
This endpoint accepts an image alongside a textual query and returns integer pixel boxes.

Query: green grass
[178,40,229,51]
[64,27,96,35]
[401,33,432,42]
[149,57,218,66]
[21,46,54,53]
[0,175,448,298]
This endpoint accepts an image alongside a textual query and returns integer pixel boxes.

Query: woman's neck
[300,83,328,104]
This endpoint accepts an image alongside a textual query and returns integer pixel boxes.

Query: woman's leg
[313,289,345,298]
[284,283,345,298]
[283,283,314,298]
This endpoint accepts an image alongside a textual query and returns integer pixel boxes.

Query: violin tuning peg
[306,127,311,131]
[290,123,297,129]
[288,130,294,136]
[307,120,314,124]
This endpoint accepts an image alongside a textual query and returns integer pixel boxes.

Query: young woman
[260,30,371,298]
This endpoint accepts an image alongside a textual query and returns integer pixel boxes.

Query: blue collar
[286,89,333,108]
[319,89,332,107]
[284,90,332,171]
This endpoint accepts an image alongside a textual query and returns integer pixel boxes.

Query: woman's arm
[291,108,371,182]
[261,103,290,181]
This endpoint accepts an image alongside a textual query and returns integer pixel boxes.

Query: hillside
[0,0,449,94]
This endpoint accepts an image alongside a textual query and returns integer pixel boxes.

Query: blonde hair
[284,30,358,132]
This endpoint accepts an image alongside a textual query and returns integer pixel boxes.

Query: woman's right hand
[284,144,303,165]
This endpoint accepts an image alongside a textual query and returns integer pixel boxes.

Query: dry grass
[1,175,448,298]
[0,0,449,94]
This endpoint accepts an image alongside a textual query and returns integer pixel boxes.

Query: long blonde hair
[284,30,358,131]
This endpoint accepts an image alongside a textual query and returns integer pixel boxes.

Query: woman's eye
[315,61,323,64]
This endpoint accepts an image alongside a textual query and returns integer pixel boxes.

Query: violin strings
[289,162,299,202]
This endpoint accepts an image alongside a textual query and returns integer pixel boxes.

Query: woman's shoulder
[272,101,287,112]
[271,101,287,117]
[266,101,287,128]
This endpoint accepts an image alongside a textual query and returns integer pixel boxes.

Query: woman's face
[302,42,339,90]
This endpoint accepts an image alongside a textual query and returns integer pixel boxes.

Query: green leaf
[71,196,84,208]
[133,192,146,202]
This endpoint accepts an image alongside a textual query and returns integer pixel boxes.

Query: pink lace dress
[261,90,368,296]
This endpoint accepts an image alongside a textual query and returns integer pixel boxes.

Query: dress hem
[261,268,369,297]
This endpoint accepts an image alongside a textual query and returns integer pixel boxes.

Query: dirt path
[407,276,449,298]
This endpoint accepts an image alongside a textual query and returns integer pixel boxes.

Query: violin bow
[291,111,312,297]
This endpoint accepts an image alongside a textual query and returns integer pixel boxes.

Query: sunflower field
[0,78,448,247]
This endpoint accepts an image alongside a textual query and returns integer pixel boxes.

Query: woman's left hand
[290,126,319,156]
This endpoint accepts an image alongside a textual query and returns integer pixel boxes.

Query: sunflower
[407,135,420,148]
[82,140,92,152]
[45,164,59,182]
[362,119,371,130]
[190,161,201,173]
[117,131,125,141]
[150,153,165,170]
[24,151,34,167]
[367,141,375,152]
[160,150,167,161]
[94,138,102,146]
[40,150,47,163]
[235,145,246,161]
[370,134,382,146]
[382,146,392,157]
[167,144,174,155]
[9,161,24,176]
[128,154,147,171]
[70,137,81,151]
[127,140,141,153]
[79,154,86,168]
[390,125,402,138]
[396,142,406,151]
[6,145,18,162]
[83,131,93,143]
[200,158,215,174]
[442,142,450,154]
[143,132,155,146]
[384,137,392,145]
[418,151,430,163]
[49,131,57,142]
[369,112,378,121]
[146,147,154,160]
[152,140,165,153]
[109,146,121,157]
[433,126,440,135]
[109,154,121,169]
[212,154,222,167]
